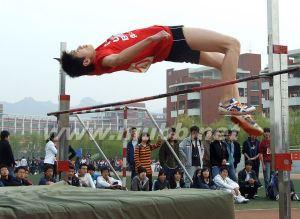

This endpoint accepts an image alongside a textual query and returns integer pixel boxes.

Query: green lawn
[28,174,300,210]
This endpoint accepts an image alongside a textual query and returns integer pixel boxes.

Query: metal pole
[57,42,70,179]
[144,109,193,183]
[122,107,128,188]
[75,114,123,184]
[267,0,291,218]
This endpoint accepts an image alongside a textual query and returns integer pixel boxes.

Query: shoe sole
[231,116,263,136]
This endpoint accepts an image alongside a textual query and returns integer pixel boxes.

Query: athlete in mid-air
[61,25,263,135]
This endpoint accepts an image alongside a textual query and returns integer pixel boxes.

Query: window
[187,100,200,109]
[238,88,245,97]
[250,96,260,106]
[251,81,259,91]
[179,101,185,110]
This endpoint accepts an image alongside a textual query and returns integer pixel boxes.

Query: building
[0,103,166,135]
[166,53,262,125]
[261,49,300,115]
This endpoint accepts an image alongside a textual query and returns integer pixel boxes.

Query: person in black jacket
[0,131,15,176]
[198,167,217,190]
[159,128,180,182]
[210,130,229,179]
[169,168,185,189]
[0,165,19,186]
[238,160,260,199]
[153,169,170,191]
[13,166,32,186]
[242,136,260,179]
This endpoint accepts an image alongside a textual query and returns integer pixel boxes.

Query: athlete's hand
[149,30,171,42]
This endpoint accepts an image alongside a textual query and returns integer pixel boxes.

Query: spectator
[96,166,122,189]
[134,132,162,191]
[169,168,185,189]
[159,127,180,182]
[238,160,260,199]
[213,166,249,204]
[64,165,80,187]
[39,165,56,185]
[127,127,138,179]
[76,163,95,188]
[197,167,217,190]
[210,130,229,179]
[20,157,28,167]
[224,130,241,181]
[0,179,3,187]
[131,166,149,191]
[87,164,100,183]
[259,128,272,194]
[243,135,260,179]
[179,126,204,187]
[44,133,58,173]
[153,169,170,191]
[191,168,202,188]
[0,131,15,176]
[0,165,18,186]
[202,129,213,168]
[13,166,32,186]
[24,168,33,185]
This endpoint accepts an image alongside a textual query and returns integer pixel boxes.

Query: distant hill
[0,97,101,116]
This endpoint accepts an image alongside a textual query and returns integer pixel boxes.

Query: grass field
[28,173,300,210]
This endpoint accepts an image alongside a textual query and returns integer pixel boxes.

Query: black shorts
[165,25,200,64]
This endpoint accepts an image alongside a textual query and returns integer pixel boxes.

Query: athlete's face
[71,44,95,66]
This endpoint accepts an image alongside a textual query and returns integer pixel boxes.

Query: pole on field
[57,42,70,179]
[267,1,291,218]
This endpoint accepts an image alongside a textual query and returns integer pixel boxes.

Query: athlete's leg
[183,27,240,102]
[198,52,239,100]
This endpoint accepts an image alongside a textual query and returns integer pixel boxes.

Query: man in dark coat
[0,131,15,175]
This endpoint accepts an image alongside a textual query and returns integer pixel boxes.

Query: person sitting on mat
[60,25,261,135]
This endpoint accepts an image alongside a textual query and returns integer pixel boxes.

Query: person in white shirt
[20,157,28,167]
[76,163,96,188]
[96,166,122,189]
[44,133,58,166]
[213,166,249,204]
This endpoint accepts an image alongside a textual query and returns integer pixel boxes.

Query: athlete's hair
[61,52,95,78]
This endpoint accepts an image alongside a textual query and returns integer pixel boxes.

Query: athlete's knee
[226,37,240,54]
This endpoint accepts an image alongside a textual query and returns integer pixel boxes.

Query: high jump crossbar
[48,65,300,117]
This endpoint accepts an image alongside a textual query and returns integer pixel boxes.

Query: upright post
[57,42,70,174]
[267,1,291,218]
[122,107,128,188]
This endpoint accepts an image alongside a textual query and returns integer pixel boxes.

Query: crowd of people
[0,127,299,204]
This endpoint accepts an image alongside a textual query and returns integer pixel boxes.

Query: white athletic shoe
[219,98,256,115]
[235,195,249,204]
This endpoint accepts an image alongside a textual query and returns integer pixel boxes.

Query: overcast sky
[0,0,299,113]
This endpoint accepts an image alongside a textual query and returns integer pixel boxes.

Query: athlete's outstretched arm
[102,30,170,68]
